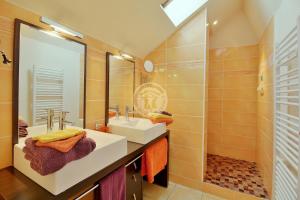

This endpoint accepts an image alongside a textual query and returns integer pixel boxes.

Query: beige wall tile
[86,80,105,100]
[223,88,257,101]
[169,158,202,180]
[142,9,208,189]
[0,103,12,137]
[166,45,205,63]
[0,68,12,102]
[167,65,204,85]
[167,99,204,116]
[208,45,258,163]
[169,129,202,148]
[169,115,204,133]
[223,100,256,113]
[86,57,105,81]
[169,174,202,191]
[0,137,12,169]
[208,72,223,89]
[167,85,204,100]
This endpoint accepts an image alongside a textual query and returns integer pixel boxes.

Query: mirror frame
[105,52,135,125]
[12,19,87,147]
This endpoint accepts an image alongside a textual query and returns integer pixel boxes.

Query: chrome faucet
[125,106,134,121]
[59,111,70,130]
[46,109,55,133]
[109,105,120,120]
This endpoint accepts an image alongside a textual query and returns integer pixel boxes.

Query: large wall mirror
[105,52,135,125]
[13,19,86,144]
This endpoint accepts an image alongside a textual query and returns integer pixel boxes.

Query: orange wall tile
[0,0,142,169]
[143,9,208,189]
[256,20,274,196]
[207,45,259,162]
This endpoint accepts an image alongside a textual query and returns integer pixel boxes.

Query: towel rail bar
[74,184,99,200]
[125,154,144,168]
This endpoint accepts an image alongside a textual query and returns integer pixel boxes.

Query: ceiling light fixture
[40,17,83,39]
[120,53,134,60]
[39,30,64,39]
[113,55,124,60]
[213,20,218,25]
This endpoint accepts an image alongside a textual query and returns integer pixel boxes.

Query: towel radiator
[32,66,64,125]
[274,18,300,200]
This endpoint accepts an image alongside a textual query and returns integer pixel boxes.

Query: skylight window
[161,0,208,26]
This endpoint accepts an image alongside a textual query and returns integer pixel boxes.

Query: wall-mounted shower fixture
[0,50,12,64]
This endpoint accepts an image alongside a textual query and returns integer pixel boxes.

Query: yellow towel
[148,113,172,120]
[32,128,83,143]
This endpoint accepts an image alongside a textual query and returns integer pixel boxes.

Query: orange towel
[96,125,111,133]
[109,111,117,118]
[141,138,168,183]
[35,132,86,153]
[150,118,173,126]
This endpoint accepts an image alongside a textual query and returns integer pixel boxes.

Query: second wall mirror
[105,52,135,125]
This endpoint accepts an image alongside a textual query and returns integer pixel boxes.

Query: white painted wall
[209,10,258,49]
[244,0,282,39]
[274,0,300,43]
[19,26,84,127]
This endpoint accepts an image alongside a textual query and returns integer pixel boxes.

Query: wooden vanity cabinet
[126,155,143,200]
[69,184,98,200]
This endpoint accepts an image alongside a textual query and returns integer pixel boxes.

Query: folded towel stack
[148,112,173,126]
[32,128,83,143]
[18,119,28,137]
[23,129,96,176]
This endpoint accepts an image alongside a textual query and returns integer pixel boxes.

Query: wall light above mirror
[40,16,83,39]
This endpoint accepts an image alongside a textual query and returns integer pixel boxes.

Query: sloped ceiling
[6,0,282,57]
[208,0,282,48]
[6,0,176,58]
[243,0,282,38]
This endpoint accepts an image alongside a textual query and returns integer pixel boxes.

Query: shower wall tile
[0,0,143,169]
[144,9,207,189]
[256,20,274,196]
[0,68,12,102]
[207,45,259,162]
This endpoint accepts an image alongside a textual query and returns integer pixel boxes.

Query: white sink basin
[14,125,127,195]
[108,116,167,144]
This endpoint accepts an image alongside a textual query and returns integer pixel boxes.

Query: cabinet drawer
[126,155,143,200]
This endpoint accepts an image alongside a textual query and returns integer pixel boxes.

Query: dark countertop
[0,131,169,200]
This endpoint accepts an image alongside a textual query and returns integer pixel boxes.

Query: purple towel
[23,137,96,176]
[18,119,28,137]
[100,167,125,200]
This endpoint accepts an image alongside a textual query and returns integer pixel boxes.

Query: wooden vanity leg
[153,134,169,188]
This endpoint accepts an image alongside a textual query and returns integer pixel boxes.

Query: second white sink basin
[108,116,167,144]
[14,126,127,195]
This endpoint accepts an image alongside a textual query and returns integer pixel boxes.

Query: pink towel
[100,167,125,200]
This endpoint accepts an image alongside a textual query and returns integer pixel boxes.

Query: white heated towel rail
[274,19,300,200]
[32,66,64,125]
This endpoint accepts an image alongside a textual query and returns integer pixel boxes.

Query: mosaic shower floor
[204,154,269,199]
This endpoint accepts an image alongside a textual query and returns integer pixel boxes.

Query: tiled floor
[143,181,225,200]
[204,154,268,199]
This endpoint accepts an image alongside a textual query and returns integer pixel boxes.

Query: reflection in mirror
[106,53,135,124]
[16,22,86,140]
